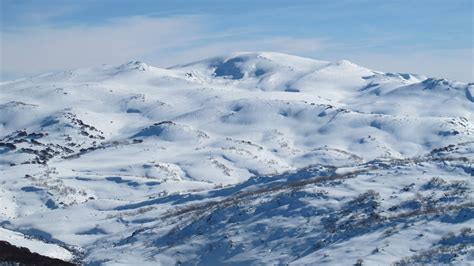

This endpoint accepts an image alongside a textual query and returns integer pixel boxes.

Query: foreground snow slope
[0,227,75,261]
[0,52,473,264]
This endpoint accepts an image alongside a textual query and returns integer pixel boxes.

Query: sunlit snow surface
[0,52,473,265]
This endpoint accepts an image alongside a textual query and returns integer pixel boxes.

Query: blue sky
[1,0,473,81]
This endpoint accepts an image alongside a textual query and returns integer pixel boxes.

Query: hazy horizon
[1,0,473,82]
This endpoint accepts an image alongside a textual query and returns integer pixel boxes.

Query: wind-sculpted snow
[0,52,472,264]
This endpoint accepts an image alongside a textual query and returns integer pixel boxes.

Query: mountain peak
[171,51,331,81]
[117,60,150,72]
[335,59,358,67]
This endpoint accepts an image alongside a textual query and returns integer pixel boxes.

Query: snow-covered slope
[0,52,472,265]
[0,227,75,262]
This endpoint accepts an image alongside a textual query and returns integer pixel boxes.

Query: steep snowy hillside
[0,52,473,265]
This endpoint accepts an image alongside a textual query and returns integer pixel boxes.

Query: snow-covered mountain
[0,52,473,265]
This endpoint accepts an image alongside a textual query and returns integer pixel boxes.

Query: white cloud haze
[1,15,472,82]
